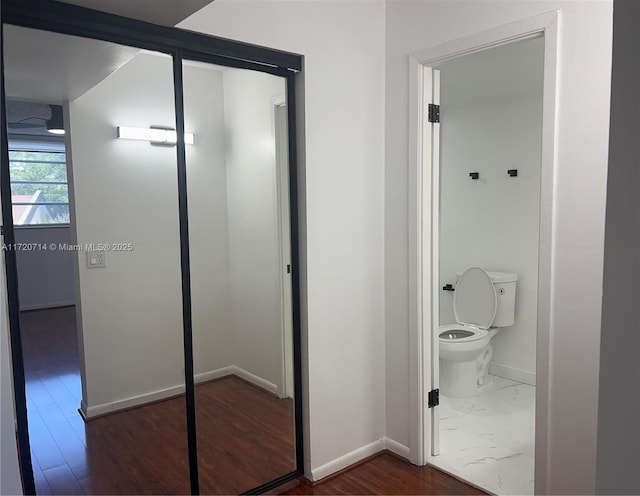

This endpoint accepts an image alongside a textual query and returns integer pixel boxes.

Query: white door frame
[407,11,559,494]
[273,95,294,399]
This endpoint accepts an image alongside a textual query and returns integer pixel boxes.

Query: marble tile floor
[429,375,535,495]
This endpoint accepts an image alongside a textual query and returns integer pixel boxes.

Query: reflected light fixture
[116,126,195,146]
[46,105,65,135]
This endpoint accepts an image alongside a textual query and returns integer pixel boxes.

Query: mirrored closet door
[3,25,190,494]
[2,2,302,493]
[183,59,295,494]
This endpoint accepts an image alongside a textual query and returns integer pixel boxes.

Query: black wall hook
[508,169,518,177]
[469,172,479,180]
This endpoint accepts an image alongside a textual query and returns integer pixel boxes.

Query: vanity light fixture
[116,126,195,146]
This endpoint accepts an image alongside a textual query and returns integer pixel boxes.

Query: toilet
[439,267,517,398]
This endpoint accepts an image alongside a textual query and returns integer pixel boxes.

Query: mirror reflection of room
[183,60,295,494]
[5,24,191,494]
[4,24,294,495]
[432,37,543,495]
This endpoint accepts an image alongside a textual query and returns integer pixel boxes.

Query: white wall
[222,68,286,392]
[385,2,613,494]
[183,64,235,381]
[596,0,640,493]
[68,50,289,415]
[15,227,75,310]
[69,52,184,414]
[439,91,542,384]
[69,53,232,415]
[179,0,386,478]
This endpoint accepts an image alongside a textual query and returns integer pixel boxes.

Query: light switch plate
[87,250,106,268]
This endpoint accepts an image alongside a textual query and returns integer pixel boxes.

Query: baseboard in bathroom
[489,362,535,386]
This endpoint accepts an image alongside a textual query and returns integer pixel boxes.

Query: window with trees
[9,141,70,225]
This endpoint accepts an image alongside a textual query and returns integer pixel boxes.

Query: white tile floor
[429,375,535,495]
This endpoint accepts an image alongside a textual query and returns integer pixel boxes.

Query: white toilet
[439,267,517,398]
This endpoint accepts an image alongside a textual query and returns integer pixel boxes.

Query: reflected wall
[4,25,191,494]
[184,60,295,494]
[3,8,301,494]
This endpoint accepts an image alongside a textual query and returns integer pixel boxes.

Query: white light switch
[87,250,106,268]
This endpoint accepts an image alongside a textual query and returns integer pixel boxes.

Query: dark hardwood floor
[274,452,486,495]
[21,307,192,495]
[19,307,482,495]
[20,307,294,495]
[196,377,294,494]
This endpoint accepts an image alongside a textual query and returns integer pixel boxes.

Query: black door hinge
[428,104,440,123]
[428,389,439,408]
[287,264,291,274]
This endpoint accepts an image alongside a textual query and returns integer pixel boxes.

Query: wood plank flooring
[20,307,293,495]
[196,378,294,494]
[19,307,483,495]
[274,452,486,495]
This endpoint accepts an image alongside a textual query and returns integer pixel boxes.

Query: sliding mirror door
[182,60,295,493]
[3,25,190,494]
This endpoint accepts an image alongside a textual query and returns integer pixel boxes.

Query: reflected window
[9,141,70,225]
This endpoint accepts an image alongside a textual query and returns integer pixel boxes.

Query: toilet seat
[453,267,497,329]
[439,324,488,343]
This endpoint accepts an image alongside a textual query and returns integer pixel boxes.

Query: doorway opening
[5,102,83,493]
[408,12,559,496]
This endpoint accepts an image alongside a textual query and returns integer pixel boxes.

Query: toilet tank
[487,271,517,327]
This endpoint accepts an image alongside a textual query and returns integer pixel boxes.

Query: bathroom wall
[69,52,232,416]
[438,39,544,385]
[222,67,287,394]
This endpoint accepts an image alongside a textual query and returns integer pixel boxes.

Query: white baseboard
[82,365,277,419]
[194,366,235,384]
[231,366,279,396]
[20,300,75,312]
[82,383,185,419]
[385,437,410,460]
[489,362,536,386]
[311,439,385,481]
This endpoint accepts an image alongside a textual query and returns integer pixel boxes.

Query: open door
[421,66,441,458]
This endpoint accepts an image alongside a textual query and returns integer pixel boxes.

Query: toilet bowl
[438,267,517,398]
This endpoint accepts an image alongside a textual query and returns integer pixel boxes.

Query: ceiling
[3,24,141,104]
[439,36,545,107]
[4,0,215,106]
[56,0,215,28]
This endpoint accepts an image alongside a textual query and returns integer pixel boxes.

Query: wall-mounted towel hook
[469,172,479,180]
[507,169,518,177]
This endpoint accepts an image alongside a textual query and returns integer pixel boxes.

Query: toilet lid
[453,267,497,329]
